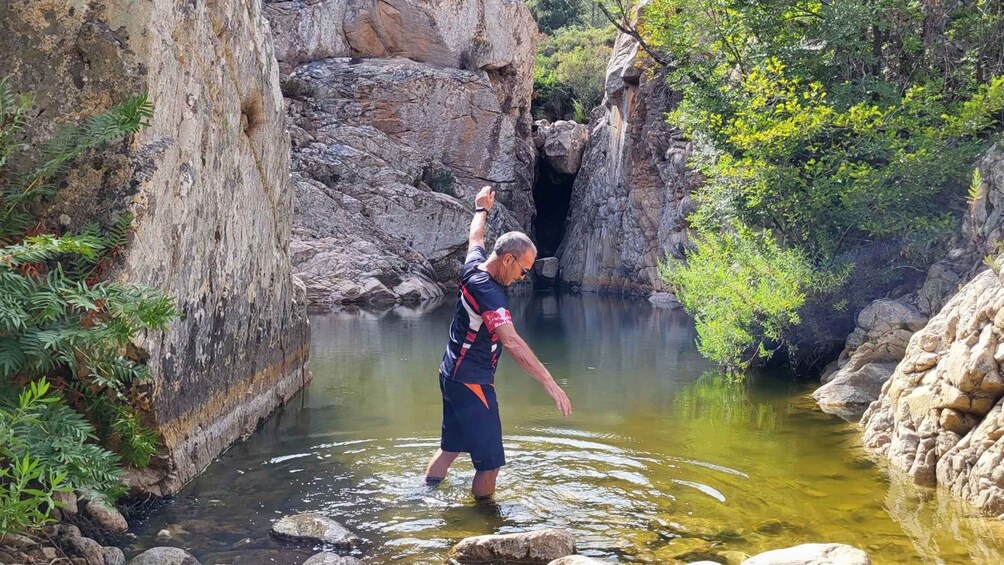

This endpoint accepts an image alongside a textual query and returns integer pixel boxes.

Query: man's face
[503,249,536,286]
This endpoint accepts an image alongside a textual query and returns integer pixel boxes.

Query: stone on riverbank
[741,543,871,564]
[271,513,361,549]
[82,497,129,533]
[548,556,608,564]
[128,547,201,565]
[449,529,576,563]
[303,552,364,565]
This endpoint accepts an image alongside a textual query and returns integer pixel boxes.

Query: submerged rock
[741,543,870,564]
[271,513,361,549]
[449,529,576,563]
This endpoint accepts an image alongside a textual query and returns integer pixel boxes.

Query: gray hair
[493,231,537,258]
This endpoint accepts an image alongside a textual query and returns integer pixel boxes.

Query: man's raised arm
[469,186,496,251]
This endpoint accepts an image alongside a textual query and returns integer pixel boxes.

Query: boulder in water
[741,543,871,565]
[271,513,361,549]
[449,529,575,563]
[128,547,201,565]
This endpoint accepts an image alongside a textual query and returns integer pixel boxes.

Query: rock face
[859,147,1004,515]
[1,0,310,494]
[266,0,539,309]
[556,32,698,295]
[818,146,1004,418]
[862,269,1004,487]
[449,529,576,564]
[813,299,928,420]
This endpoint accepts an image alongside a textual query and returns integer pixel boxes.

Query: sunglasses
[510,254,532,277]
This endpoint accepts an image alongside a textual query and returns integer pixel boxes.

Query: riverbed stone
[449,529,576,563]
[270,513,361,549]
[741,543,871,565]
[303,553,364,565]
[128,547,201,565]
[548,556,608,564]
[103,547,127,565]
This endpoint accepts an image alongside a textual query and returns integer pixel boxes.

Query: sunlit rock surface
[265,0,538,308]
[1,0,310,494]
[556,31,698,295]
[819,146,1004,420]
[449,529,576,564]
[740,543,870,565]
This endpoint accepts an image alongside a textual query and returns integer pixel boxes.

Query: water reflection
[128,294,1004,565]
[673,372,783,432]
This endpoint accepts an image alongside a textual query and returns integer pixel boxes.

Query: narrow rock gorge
[1,0,310,494]
[265,0,539,309]
[555,33,698,297]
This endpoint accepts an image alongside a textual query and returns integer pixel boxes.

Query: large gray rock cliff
[1,0,310,494]
[555,32,698,294]
[265,0,538,309]
[852,146,1004,518]
[815,147,1004,420]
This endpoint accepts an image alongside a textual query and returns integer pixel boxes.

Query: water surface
[131,294,1004,564]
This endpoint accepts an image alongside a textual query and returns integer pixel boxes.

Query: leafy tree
[0,76,177,535]
[534,26,617,121]
[643,0,1004,369]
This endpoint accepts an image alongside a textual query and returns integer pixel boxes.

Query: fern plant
[0,76,177,535]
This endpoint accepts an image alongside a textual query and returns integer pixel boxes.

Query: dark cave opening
[532,158,576,258]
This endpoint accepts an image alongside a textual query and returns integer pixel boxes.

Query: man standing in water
[424,186,573,499]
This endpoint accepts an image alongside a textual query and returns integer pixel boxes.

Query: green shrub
[0,76,177,534]
[533,26,616,121]
[645,0,1004,368]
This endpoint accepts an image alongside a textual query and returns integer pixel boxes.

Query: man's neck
[479,255,503,284]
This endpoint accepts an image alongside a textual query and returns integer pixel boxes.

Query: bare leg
[472,468,499,498]
[425,449,459,483]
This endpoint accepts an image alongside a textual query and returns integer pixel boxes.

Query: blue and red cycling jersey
[438,246,513,384]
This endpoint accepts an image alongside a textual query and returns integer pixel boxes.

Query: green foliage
[0,378,72,536]
[0,77,152,242]
[527,0,606,33]
[661,227,842,366]
[572,99,588,123]
[534,26,616,121]
[646,0,1004,367]
[0,77,177,533]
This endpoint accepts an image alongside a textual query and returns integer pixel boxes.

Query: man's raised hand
[476,186,495,212]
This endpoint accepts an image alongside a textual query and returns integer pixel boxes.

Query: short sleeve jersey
[438,246,512,384]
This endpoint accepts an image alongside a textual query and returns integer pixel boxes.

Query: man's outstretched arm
[469,186,495,251]
[495,324,572,417]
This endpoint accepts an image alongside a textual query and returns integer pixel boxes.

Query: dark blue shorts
[439,373,506,471]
